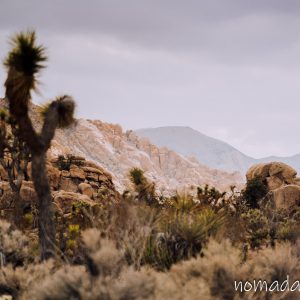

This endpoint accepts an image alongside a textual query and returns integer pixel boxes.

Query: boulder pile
[0,155,119,217]
[246,162,300,210]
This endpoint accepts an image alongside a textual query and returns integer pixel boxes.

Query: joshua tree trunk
[32,153,56,260]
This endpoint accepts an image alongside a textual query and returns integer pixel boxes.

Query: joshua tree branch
[40,96,75,149]
[40,102,62,150]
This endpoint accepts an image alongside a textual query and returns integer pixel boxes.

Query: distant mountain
[135,126,300,175]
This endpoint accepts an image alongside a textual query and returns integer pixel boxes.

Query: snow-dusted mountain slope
[53,121,242,193]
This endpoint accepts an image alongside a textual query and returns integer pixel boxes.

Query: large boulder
[47,165,61,189]
[246,162,297,191]
[78,182,94,198]
[20,181,37,203]
[0,165,8,181]
[0,182,10,194]
[59,177,78,193]
[270,185,300,210]
[53,191,95,214]
[69,165,85,180]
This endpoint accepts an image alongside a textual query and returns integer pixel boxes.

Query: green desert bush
[165,193,201,214]
[243,176,268,209]
[144,207,224,270]
[241,209,270,249]
[129,167,158,206]
[197,184,227,207]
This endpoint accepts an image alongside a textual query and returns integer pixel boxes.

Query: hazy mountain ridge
[135,126,300,175]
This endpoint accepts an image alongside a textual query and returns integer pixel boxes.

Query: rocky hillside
[136,126,300,175]
[0,99,242,194]
[0,154,119,222]
[53,122,242,194]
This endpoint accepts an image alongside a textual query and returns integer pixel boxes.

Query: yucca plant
[3,31,76,260]
[129,167,145,186]
[166,193,202,214]
[144,207,224,269]
[197,184,227,208]
[129,167,158,206]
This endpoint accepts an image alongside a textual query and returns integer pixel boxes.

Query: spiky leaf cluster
[4,31,46,79]
[4,31,47,111]
[53,95,75,128]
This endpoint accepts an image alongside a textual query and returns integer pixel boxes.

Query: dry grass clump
[165,239,243,300]
[0,260,56,299]
[0,220,30,266]
[1,223,300,299]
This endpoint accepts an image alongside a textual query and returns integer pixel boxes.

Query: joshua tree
[3,31,75,260]
[129,167,157,205]
[0,109,31,226]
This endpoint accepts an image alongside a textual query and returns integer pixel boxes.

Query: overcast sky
[0,0,300,158]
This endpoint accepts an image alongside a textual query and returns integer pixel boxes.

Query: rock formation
[246,162,300,210]
[0,155,119,217]
[52,121,242,194]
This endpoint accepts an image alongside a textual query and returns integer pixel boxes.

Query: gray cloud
[0,0,300,158]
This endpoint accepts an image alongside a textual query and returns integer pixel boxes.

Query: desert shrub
[91,198,158,269]
[144,207,224,270]
[0,259,56,300]
[164,239,243,300]
[243,176,268,208]
[129,168,145,186]
[165,193,201,214]
[241,209,270,249]
[129,167,158,206]
[197,184,226,207]
[55,154,83,171]
[24,229,150,300]
[0,220,30,267]
[276,220,299,242]
[240,242,300,300]
[2,224,300,300]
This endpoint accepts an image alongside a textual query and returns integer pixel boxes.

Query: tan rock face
[246,162,297,191]
[70,166,85,180]
[0,166,8,181]
[53,191,96,214]
[59,177,78,193]
[47,165,61,190]
[271,185,300,210]
[78,183,94,198]
[0,182,10,194]
[20,181,37,203]
[266,176,283,190]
